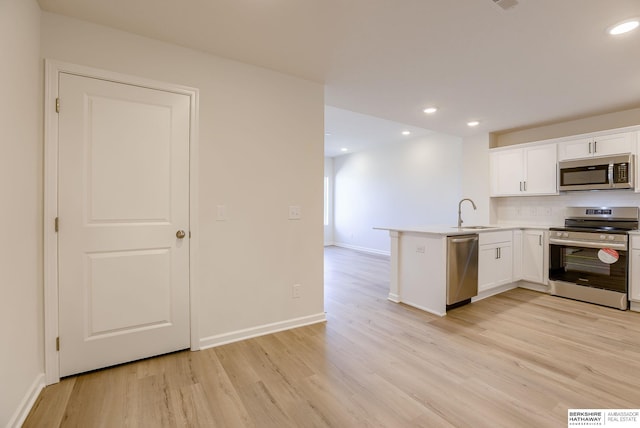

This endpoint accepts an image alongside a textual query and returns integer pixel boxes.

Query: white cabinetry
[558,132,634,161]
[629,235,640,312]
[512,230,522,281]
[478,231,513,293]
[490,144,557,196]
[521,230,546,284]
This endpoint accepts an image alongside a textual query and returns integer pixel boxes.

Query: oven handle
[548,238,627,250]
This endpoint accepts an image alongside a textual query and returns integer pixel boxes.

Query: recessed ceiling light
[340,148,348,152]
[467,121,480,127]
[402,130,411,135]
[608,19,639,35]
[423,107,438,114]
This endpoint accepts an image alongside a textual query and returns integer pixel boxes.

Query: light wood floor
[25,246,640,427]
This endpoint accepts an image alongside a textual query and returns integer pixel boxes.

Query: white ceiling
[324,106,435,157]
[38,0,640,156]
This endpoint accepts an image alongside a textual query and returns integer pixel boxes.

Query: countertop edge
[373,224,554,236]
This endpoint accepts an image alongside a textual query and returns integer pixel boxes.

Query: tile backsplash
[492,190,640,225]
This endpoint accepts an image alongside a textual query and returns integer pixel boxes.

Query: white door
[58,73,191,377]
[592,132,634,157]
[522,230,544,283]
[558,137,592,160]
[523,144,557,195]
[490,149,523,196]
[478,244,497,292]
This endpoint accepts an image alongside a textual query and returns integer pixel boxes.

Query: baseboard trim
[472,283,518,302]
[199,313,327,350]
[401,300,446,317]
[333,243,390,256]
[7,373,45,428]
[517,280,549,293]
[387,292,400,303]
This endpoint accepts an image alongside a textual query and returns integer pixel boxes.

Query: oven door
[548,239,627,293]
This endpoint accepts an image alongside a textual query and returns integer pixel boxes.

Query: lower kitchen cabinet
[478,231,513,293]
[630,235,640,311]
[522,229,546,284]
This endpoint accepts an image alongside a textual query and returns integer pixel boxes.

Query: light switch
[288,205,302,220]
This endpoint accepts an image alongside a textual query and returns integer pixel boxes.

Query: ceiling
[324,106,435,157]
[38,0,640,156]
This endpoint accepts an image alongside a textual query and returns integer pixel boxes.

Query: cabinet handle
[523,181,527,191]
[589,142,592,153]
[519,181,523,191]
[594,140,597,153]
[539,235,542,246]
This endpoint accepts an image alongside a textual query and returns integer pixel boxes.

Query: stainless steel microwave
[558,154,634,191]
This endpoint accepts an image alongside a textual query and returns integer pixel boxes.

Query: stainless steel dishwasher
[446,234,479,310]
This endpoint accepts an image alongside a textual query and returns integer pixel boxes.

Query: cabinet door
[495,244,513,286]
[592,132,634,157]
[479,243,513,291]
[478,245,498,292]
[522,230,544,283]
[523,145,557,195]
[512,230,522,282]
[490,149,523,196]
[630,249,640,302]
[558,137,593,160]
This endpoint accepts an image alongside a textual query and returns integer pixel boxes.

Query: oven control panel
[549,229,628,250]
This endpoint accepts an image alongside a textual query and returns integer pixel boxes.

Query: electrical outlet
[292,284,301,299]
[216,205,227,221]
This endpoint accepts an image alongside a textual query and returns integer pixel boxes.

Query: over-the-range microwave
[558,154,634,191]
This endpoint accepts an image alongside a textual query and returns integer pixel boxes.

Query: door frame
[44,59,200,385]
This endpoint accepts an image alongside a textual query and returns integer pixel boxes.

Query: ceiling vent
[492,0,518,10]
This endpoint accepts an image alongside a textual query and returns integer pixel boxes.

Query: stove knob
[556,231,562,237]
[563,232,569,238]
[608,235,615,240]
[600,234,606,240]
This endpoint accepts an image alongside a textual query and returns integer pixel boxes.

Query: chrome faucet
[458,198,477,228]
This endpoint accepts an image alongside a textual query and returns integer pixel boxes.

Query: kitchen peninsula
[375,225,548,316]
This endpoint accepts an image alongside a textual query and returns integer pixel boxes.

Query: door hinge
[56,337,60,351]
[189,231,192,238]
[55,217,59,232]
[55,98,60,113]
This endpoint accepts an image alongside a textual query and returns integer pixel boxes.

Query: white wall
[324,157,334,245]
[41,12,325,347]
[462,134,491,226]
[0,1,43,426]
[333,133,463,254]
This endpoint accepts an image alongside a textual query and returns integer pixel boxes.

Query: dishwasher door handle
[450,237,478,244]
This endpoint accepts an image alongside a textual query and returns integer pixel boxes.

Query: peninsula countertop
[373,224,553,236]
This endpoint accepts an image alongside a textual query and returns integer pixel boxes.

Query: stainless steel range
[549,206,639,310]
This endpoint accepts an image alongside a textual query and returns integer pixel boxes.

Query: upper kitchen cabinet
[490,143,558,197]
[558,131,635,161]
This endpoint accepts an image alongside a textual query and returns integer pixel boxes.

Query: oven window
[549,244,627,292]
[560,165,608,186]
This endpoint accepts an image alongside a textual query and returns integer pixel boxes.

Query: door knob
[176,230,186,239]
